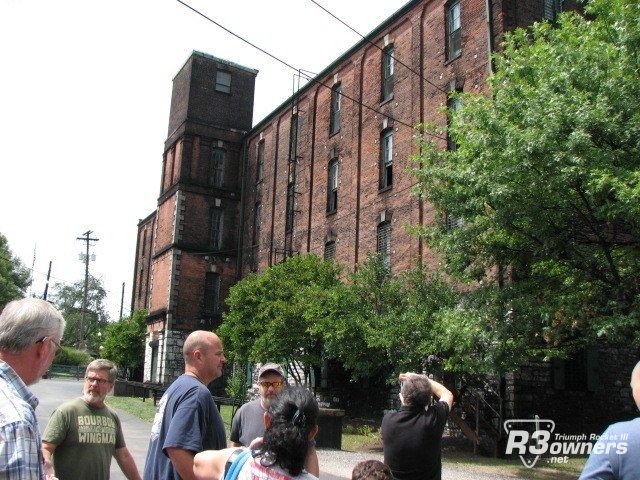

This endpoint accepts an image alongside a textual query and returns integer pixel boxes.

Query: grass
[107,395,586,479]
[106,395,236,433]
[342,424,381,452]
[442,450,586,479]
[106,395,158,423]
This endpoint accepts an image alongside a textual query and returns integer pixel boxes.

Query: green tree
[312,254,405,379]
[412,0,640,369]
[0,233,30,309]
[101,310,146,380]
[220,254,342,384]
[53,275,109,352]
[314,256,457,379]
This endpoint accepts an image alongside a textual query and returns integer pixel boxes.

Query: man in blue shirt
[580,361,640,480]
[0,298,65,479]
[144,330,227,480]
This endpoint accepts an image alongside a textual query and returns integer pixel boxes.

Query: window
[256,141,264,182]
[289,114,299,161]
[377,221,392,271]
[210,208,224,250]
[209,148,225,187]
[447,94,461,151]
[382,46,394,101]
[203,272,221,316]
[446,0,462,60]
[327,159,338,213]
[379,130,393,190]
[324,241,336,260]
[215,70,231,93]
[330,83,342,134]
[543,0,562,21]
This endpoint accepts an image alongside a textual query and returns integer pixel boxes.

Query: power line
[175,0,446,141]
[307,0,448,95]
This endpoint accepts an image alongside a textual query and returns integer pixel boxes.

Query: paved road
[30,378,527,480]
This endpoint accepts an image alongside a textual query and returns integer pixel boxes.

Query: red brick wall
[242,0,502,277]
[148,249,172,315]
[132,214,155,312]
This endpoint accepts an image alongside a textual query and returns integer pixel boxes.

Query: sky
[0,0,410,320]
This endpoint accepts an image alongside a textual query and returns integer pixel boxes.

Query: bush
[54,346,93,366]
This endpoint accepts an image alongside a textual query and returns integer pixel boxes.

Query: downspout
[269,117,282,266]
[236,140,249,280]
[486,0,495,74]
[144,217,154,308]
[131,223,142,315]
[418,5,427,261]
[355,57,365,267]
[307,88,320,252]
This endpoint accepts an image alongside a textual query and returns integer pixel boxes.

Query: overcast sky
[0,0,409,320]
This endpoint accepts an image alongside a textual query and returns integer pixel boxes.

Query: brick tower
[132,51,257,384]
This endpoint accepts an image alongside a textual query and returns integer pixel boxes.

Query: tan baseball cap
[258,363,285,379]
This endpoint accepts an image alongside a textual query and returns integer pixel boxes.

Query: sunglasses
[259,381,283,389]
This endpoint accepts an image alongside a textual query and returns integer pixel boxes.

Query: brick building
[132,0,637,438]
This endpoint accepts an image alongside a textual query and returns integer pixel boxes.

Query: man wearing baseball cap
[230,363,285,447]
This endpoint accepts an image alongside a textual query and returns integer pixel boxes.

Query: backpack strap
[223,448,252,480]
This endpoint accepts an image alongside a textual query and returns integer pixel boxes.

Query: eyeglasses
[259,381,283,389]
[85,376,112,385]
[36,336,61,353]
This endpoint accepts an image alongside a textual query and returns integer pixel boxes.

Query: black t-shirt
[381,401,450,480]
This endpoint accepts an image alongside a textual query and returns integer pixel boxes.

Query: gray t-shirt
[230,398,266,446]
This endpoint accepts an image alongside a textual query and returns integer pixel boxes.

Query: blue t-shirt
[143,374,226,479]
[579,417,640,480]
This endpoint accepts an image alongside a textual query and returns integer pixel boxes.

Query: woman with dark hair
[194,386,319,480]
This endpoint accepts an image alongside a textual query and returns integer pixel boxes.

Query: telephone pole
[42,261,52,301]
[119,281,125,320]
[77,230,99,350]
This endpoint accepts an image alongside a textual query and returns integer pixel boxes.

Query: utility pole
[28,245,36,297]
[119,282,125,320]
[77,230,99,350]
[42,261,52,301]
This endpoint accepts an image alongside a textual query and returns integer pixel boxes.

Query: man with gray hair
[42,359,141,480]
[381,372,454,480]
[0,298,65,479]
